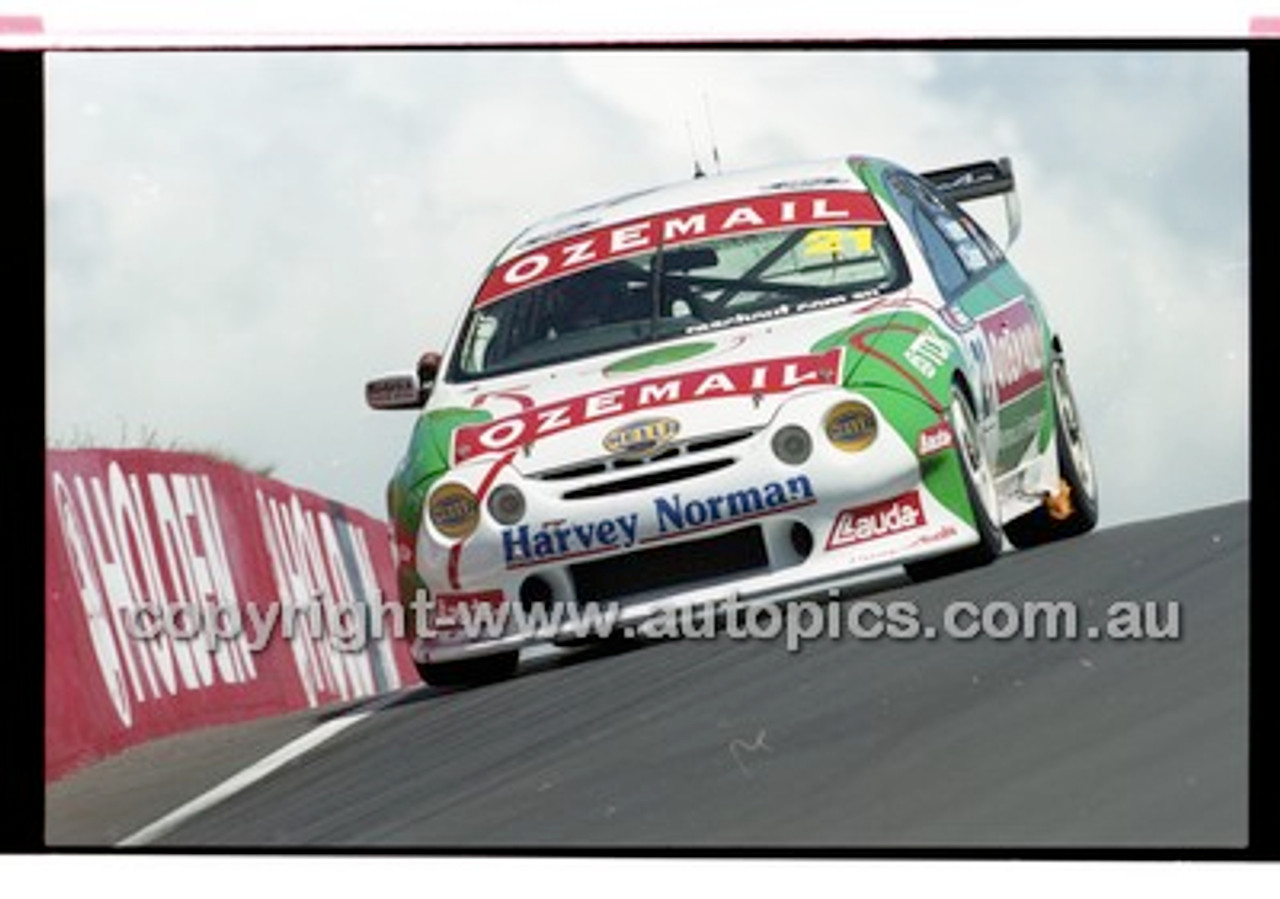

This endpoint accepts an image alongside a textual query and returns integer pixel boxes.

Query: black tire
[904,385,1003,582]
[415,651,519,688]
[1004,356,1099,549]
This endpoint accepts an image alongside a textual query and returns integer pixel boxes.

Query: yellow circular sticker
[825,401,877,452]
[429,482,480,540]
[602,417,681,457]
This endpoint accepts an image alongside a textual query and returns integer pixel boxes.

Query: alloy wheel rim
[1053,362,1096,502]
[954,393,999,526]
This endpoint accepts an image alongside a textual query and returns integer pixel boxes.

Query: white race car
[367,154,1098,685]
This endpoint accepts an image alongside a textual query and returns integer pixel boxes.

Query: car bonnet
[432,298,911,477]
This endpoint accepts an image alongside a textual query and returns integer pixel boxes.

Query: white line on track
[116,692,403,847]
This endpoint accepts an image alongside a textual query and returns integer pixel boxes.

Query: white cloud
[45,50,1249,527]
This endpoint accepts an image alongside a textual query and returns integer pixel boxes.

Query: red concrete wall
[45,449,417,781]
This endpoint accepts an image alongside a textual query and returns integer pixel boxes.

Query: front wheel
[1004,356,1099,548]
[415,650,519,689]
[904,385,1003,582]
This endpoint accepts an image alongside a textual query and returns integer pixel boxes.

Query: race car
[366,153,1098,686]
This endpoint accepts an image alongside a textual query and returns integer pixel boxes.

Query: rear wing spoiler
[921,157,1022,247]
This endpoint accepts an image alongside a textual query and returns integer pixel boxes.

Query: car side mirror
[365,351,441,410]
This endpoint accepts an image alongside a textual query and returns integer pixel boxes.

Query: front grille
[535,428,757,484]
[686,431,755,453]
[561,458,733,501]
[540,461,609,481]
[570,525,768,604]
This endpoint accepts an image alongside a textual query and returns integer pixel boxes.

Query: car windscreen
[449,197,908,381]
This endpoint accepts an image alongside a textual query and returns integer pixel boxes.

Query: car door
[885,168,1049,478]
[920,178,1053,477]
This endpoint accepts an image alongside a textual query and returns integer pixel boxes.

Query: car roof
[498,154,884,265]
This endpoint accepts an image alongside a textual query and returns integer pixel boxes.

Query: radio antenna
[685,117,706,179]
[703,92,722,175]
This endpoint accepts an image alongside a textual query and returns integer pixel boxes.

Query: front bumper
[412,387,976,663]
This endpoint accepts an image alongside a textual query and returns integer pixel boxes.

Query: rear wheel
[1004,356,1098,548]
[415,651,519,689]
[904,385,1002,582]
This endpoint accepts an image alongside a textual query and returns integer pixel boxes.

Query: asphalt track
[48,501,1248,849]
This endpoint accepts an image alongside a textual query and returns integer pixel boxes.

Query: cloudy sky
[44,49,1249,528]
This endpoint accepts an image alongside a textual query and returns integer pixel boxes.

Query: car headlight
[825,400,877,452]
[428,482,480,540]
[772,425,813,465]
[487,484,526,526]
